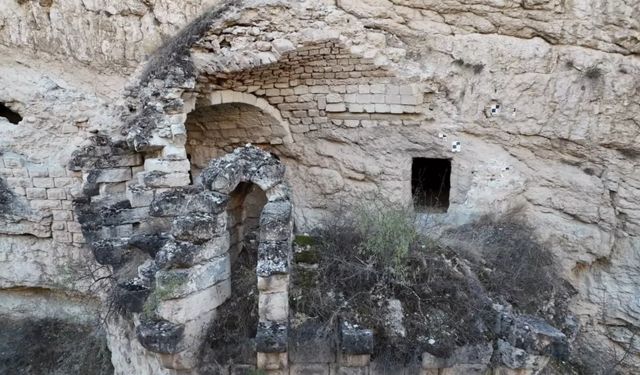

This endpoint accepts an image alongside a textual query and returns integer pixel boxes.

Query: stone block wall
[193,40,422,137]
[69,144,294,372]
[138,35,434,230]
[0,152,84,242]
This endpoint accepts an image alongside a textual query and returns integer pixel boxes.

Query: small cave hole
[411,158,451,213]
[0,104,22,124]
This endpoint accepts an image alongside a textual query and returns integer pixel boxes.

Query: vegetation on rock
[290,202,573,367]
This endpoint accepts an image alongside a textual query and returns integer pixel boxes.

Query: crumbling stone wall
[71,145,293,372]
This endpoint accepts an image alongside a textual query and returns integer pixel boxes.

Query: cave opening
[0,104,22,124]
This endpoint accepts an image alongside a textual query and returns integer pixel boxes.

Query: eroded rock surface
[1,0,639,374]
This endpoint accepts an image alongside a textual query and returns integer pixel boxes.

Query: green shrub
[353,203,418,277]
[291,201,490,361]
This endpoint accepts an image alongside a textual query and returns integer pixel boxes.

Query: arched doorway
[195,146,291,371]
[227,182,268,262]
[202,181,267,369]
[183,96,290,368]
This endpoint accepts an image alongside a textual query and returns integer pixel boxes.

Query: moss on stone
[293,234,316,247]
[293,249,319,264]
[142,273,187,319]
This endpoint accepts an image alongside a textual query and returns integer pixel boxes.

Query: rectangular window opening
[412,158,451,213]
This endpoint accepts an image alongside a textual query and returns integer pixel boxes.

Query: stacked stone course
[0,153,84,242]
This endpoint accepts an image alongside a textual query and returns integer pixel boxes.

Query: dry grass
[199,245,258,371]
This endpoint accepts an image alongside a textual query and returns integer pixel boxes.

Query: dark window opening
[0,104,22,124]
[412,158,451,212]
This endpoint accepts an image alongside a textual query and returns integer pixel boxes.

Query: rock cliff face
[0,0,639,374]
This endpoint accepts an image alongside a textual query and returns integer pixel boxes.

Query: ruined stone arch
[112,146,291,371]
[121,0,414,155]
[194,90,291,143]
[184,90,293,181]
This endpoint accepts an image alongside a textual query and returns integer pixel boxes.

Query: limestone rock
[1,0,640,373]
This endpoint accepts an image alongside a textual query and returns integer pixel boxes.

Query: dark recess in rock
[115,281,151,313]
[90,239,130,266]
[0,177,16,216]
[0,103,22,124]
[128,233,171,257]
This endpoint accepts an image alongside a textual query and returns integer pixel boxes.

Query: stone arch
[184,91,293,181]
[200,145,292,357]
[121,0,411,155]
[131,146,292,371]
[202,90,290,139]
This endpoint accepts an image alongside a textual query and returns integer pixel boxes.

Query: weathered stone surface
[384,298,406,338]
[156,279,231,323]
[171,212,225,243]
[136,319,185,354]
[77,200,149,227]
[142,171,191,188]
[150,186,228,217]
[340,321,374,355]
[155,256,230,299]
[496,339,550,371]
[257,240,290,277]
[2,0,640,374]
[259,201,292,242]
[496,313,569,361]
[200,145,285,194]
[256,321,288,353]
[0,177,52,237]
[257,274,289,293]
[258,291,289,322]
